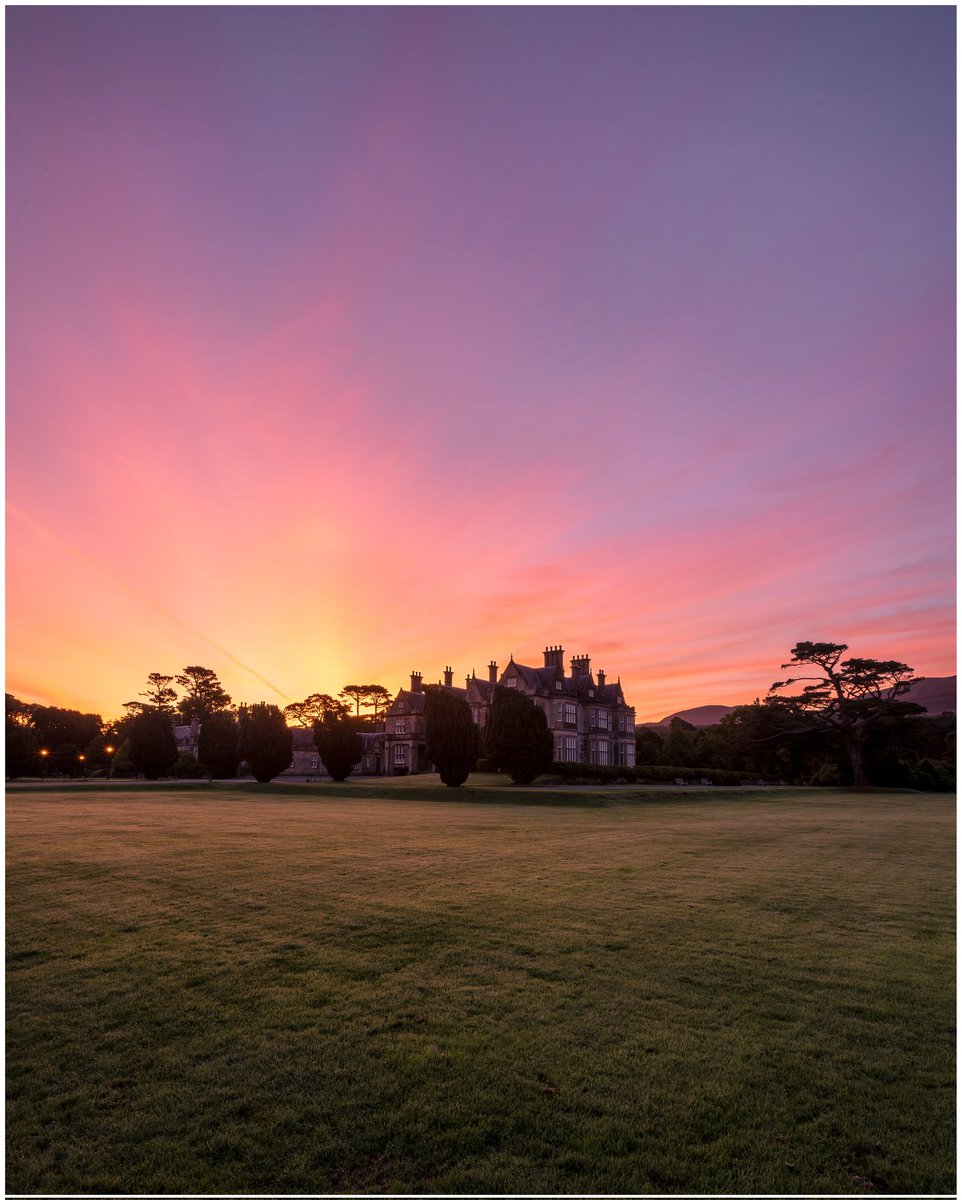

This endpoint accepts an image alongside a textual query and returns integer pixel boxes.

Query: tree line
[5,642,955,790]
[5,667,396,783]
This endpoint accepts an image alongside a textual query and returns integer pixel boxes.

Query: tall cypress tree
[313,716,363,782]
[485,686,553,785]
[238,704,293,783]
[424,686,478,787]
[128,708,178,780]
[198,710,241,779]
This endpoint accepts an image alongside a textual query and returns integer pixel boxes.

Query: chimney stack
[570,654,591,679]
[489,661,498,684]
[443,666,453,687]
[543,645,565,670]
[597,669,606,688]
[410,671,422,693]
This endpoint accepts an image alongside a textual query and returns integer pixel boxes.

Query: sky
[6,6,956,724]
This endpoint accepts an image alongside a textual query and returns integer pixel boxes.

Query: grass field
[6,782,955,1195]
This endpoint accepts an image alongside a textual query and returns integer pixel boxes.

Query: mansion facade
[383,645,636,776]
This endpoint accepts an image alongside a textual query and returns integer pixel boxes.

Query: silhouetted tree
[485,686,553,785]
[424,686,478,787]
[634,726,665,765]
[313,715,363,782]
[27,704,102,753]
[284,693,350,728]
[767,642,921,787]
[139,673,178,713]
[176,666,232,724]
[5,696,37,778]
[662,717,697,767]
[238,704,292,783]
[339,685,369,719]
[128,709,178,780]
[198,710,241,779]
[361,684,392,723]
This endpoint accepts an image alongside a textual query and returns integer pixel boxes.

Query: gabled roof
[388,688,426,715]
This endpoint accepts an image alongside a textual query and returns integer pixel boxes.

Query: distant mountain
[902,676,955,715]
[653,676,955,727]
[654,704,735,728]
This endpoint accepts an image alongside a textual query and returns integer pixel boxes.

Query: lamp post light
[105,745,115,780]
[78,753,86,780]
[39,748,49,781]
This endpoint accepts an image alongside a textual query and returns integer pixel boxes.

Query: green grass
[6,784,955,1194]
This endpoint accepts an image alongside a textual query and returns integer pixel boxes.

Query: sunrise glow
[6,7,955,724]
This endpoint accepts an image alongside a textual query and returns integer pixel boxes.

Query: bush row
[542,762,773,786]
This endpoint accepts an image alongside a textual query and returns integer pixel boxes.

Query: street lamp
[39,748,49,780]
[105,745,115,780]
[78,753,86,780]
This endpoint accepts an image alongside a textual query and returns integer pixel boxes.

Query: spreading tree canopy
[139,673,178,713]
[339,684,392,723]
[485,685,554,785]
[238,704,293,783]
[766,641,921,786]
[283,693,350,728]
[424,685,478,787]
[176,666,232,724]
[313,716,363,782]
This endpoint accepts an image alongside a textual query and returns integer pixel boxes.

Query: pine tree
[485,686,553,785]
[238,704,292,783]
[424,686,479,787]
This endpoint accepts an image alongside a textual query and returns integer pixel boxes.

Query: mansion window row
[555,736,636,766]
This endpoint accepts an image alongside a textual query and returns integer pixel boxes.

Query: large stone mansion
[175,644,637,777]
[383,645,636,775]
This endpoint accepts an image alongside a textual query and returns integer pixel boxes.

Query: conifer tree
[238,703,292,783]
[485,686,553,785]
[198,710,241,779]
[424,686,478,787]
[313,715,363,782]
[128,708,178,780]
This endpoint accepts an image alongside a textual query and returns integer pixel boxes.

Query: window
[589,709,609,730]
[393,744,407,765]
[555,735,578,763]
[617,743,635,766]
[590,740,610,765]
[506,678,517,688]
[310,755,318,770]
[618,712,635,733]
[555,681,562,691]
[558,702,577,727]
[395,720,407,735]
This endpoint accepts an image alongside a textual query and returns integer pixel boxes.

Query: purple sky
[6,6,956,720]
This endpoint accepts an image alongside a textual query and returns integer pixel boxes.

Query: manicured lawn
[6,784,955,1194]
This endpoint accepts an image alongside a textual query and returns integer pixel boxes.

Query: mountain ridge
[652,676,956,727]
